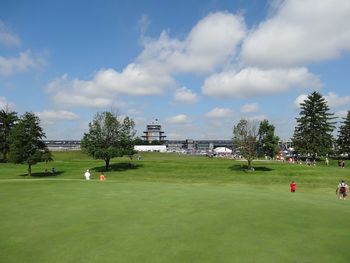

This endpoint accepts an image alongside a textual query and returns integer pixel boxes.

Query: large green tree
[257,120,280,159]
[9,112,51,176]
[292,91,336,157]
[233,119,258,170]
[0,106,18,162]
[337,110,350,156]
[81,111,136,170]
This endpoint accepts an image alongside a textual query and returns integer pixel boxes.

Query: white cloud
[0,96,15,110]
[0,21,21,47]
[46,65,173,108]
[335,110,348,119]
[241,103,259,113]
[202,67,321,98]
[241,0,350,67]
[294,94,308,108]
[138,12,246,74]
[294,92,350,110]
[47,12,245,107]
[36,110,79,123]
[47,74,114,108]
[0,50,45,76]
[173,87,198,104]
[205,107,234,119]
[166,114,190,124]
[324,92,350,108]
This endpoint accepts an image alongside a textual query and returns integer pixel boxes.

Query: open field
[1,152,350,262]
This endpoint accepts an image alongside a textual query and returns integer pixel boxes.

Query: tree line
[1,91,350,175]
[0,109,136,175]
[233,91,350,170]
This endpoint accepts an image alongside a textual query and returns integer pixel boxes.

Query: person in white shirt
[84,169,91,180]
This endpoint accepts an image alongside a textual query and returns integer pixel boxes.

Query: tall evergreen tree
[0,105,18,161]
[292,91,335,157]
[9,112,51,176]
[337,111,350,156]
[257,120,280,158]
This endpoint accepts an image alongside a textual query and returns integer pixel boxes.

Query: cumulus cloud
[138,12,246,74]
[47,12,246,108]
[36,110,79,122]
[241,0,350,67]
[205,107,234,119]
[324,92,350,108]
[46,64,174,108]
[0,50,45,76]
[0,21,21,47]
[173,87,198,103]
[294,92,350,110]
[166,114,190,124]
[294,94,308,109]
[241,103,259,113]
[202,67,321,98]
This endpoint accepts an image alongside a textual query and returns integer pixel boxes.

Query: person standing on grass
[84,169,91,180]
[336,180,348,200]
[99,172,105,181]
[290,181,297,192]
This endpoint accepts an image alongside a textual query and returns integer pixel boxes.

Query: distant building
[44,140,81,151]
[166,139,233,153]
[134,145,167,152]
[142,119,166,143]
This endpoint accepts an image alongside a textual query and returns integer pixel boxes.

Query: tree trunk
[105,158,110,170]
[247,159,253,170]
[28,164,32,176]
[2,148,7,162]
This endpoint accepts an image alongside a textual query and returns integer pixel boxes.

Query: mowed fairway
[1,152,350,263]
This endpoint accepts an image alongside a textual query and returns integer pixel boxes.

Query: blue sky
[1,0,350,140]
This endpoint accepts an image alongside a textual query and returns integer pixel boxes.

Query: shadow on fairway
[18,171,65,177]
[229,164,273,172]
[93,162,143,173]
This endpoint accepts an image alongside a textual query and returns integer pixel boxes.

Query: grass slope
[0,152,349,262]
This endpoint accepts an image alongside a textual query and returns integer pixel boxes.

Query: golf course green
[1,151,349,263]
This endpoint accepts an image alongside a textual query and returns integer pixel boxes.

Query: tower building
[142,119,166,143]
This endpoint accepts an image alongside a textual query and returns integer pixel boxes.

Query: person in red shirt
[99,172,105,181]
[290,181,296,192]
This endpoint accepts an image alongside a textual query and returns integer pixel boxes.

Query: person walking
[84,169,91,180]
[290,181,297,193]
[336,180,349,200]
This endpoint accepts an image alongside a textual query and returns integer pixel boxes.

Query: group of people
[289,180,349,200]
[84,169,105,181]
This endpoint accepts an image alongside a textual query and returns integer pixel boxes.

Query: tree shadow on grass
[92,162,144,173]
[229,164,273,172]
[18,171,65,177]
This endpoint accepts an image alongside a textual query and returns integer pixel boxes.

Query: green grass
[0,152,349,262]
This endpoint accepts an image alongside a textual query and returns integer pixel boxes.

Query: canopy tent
[213,147,232,154]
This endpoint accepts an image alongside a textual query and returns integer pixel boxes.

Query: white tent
[213,147,232,154]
